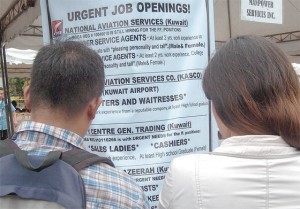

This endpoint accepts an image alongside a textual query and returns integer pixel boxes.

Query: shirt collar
[214,135,298,156]
[14,120,86,149]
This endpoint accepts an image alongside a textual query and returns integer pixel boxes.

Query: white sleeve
[158,154,200,209]
[158,159,175,209]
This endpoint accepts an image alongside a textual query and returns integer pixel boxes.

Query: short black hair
[30,41,105,116]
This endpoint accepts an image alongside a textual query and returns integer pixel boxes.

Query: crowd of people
[1,35,300,208]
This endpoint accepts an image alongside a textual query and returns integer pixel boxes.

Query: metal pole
[0,38,5,87]
[0,39,8,139]
[2,45,14,138]
[227,0,232,38]
[205,0,212,152]
[46,0,54,43]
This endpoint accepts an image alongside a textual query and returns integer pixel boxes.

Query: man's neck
[30,108,89,137]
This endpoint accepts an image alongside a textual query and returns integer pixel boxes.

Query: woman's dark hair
[203,35,300,148]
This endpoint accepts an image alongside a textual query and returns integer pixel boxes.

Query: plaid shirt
[13,121,149,209]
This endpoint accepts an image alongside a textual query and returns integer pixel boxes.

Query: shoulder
[91,162,140,182]
[169,154,210,171]
[81,162,142,191]
[165,154,213,189]
[159,154,212,209]
[166,153,222,183]
[10,103,16,111]
[81,163,149,208]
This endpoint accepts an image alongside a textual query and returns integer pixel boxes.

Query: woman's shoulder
[172,153,211,164]
[168,153,212,175]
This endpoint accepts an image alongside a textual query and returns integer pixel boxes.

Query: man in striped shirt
[13,41,149,209]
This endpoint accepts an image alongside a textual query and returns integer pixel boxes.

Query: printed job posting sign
[293,63,300,81]
[41,0,215,207]
[241,0,282,24]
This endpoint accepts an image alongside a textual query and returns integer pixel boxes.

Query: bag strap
[61,148,115,171]
[0,139,115,171]
[15,149,62,172]
[0,139,62,172]
[0,139,20,157]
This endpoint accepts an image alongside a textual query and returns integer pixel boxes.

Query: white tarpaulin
[0,0,41,47]
[5,48,37,65]
[293,63,300,80]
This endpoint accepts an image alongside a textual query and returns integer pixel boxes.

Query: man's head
[26,41,104,129]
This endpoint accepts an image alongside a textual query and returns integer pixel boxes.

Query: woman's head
[203,35,300,148]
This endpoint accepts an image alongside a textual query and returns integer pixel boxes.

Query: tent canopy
[214,0,300,62]
[1,0,299,57]
[0,0,42,50]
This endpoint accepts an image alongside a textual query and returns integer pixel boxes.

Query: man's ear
[87,96,102,121]
[24,86,31,110]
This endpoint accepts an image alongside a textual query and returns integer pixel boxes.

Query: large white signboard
[293,63,300,81]
[241,0,282,24]
[41,0,215,207]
